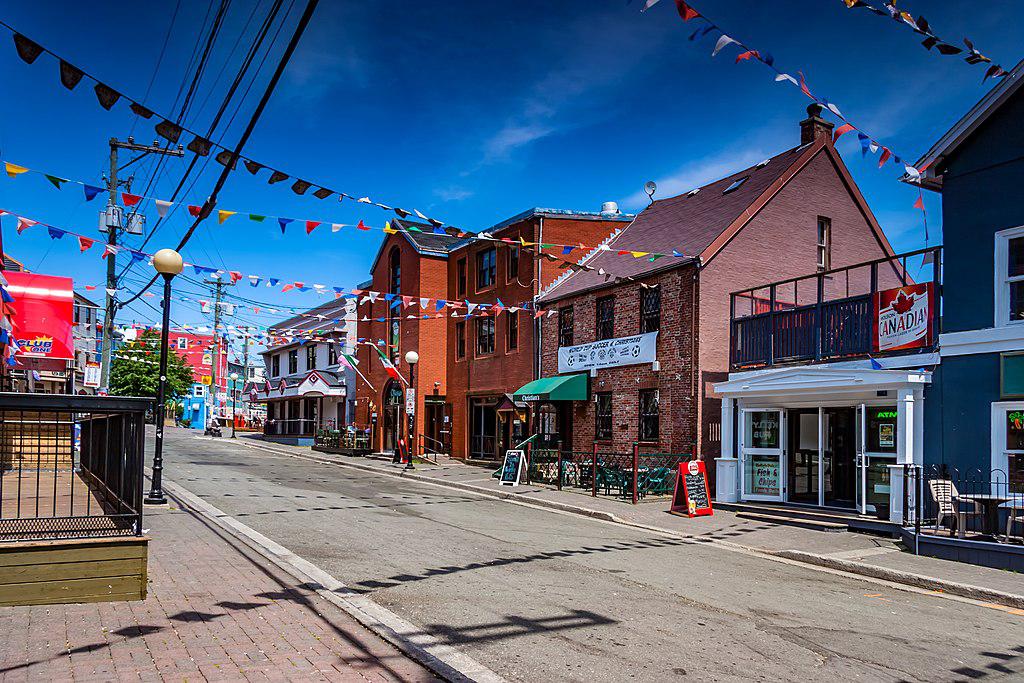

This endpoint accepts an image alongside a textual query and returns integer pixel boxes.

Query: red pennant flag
[101,245,116,259]
[797,71,813,100]
[735,50,760,63]
[305,220,321,234]
[187,205,202,217]
[229,271,242,283]
[294,282,304,288]
[833,123,855,143]
[282,284,294,292]
[674,0,700,21]
[16,217,37,234]
[913,194,925,211]
[877,147,891,168]
[356,220,370,231]
[85,285,97,291]
[78,236,94,252]
[121,192,142,207]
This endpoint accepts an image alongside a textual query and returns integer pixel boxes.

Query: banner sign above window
[557,331,657,374]
[873,283,934,353]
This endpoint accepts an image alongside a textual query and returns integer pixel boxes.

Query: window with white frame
[995,227,1024,326]
[994,402,1024,493]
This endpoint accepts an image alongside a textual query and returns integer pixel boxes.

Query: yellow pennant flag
[631,251,649,258]
[4,162,28,178]
[218,210,236,224]
[383,221,397,234]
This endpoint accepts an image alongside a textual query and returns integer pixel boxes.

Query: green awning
[512,373,588,402]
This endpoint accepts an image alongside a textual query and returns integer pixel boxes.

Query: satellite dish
[644,181,657,203]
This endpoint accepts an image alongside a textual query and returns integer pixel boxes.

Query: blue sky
[0,0,1020,341]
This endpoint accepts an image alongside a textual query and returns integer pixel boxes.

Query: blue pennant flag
[384,293,395,301]
[278,217,293,233]
[433,227,447,235]
[129,251,146,264]
[673,250,685,258]
[868,356,883,370]
[249,277,260,287]
[83,184,103,201]
[389,299,401,309]
[47,226,64,240]
[561,246,574,255]
[435,300,446,311]
[269,278,280,287]
[857,132,871,157]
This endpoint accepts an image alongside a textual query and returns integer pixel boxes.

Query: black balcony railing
[0,393,152,542]
[730,247,942,370]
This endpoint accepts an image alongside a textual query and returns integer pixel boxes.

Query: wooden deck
[0,468,109,521]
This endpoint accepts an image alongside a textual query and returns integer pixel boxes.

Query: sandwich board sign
[670,460,713,517]
[499,449,525,486]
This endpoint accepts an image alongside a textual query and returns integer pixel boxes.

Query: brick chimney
[800,103,834,145]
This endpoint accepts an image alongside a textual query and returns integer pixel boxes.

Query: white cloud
[620,143,774,209]
[483,124,557,160]
[434,185,474,202]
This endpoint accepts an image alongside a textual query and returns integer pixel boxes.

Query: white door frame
[739,408,786,502]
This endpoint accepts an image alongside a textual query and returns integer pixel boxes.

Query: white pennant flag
[155,200,172,218]
[419,297,430,309]
[712,35,737,57]
[331,223,344,233]
[105,288,117,296]
[775,73,798,85]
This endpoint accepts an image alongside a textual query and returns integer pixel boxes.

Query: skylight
[723,176,749,194]
[686,188,701,197]
[755,158,770,168]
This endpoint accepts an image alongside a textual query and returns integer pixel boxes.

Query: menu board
[499,449,525,487]
[670,460,713,518]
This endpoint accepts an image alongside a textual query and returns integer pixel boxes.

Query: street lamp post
[404,350,418,471]
[145,248,183,505]
[229,372,239,438]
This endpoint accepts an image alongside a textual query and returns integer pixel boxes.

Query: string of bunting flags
[0,156,687,263]
[0,22,675,262]
[4,209,559,328]
[835,0,1009,81]
[642,0,930,184]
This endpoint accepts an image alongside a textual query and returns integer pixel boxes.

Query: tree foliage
[109,330,194,398]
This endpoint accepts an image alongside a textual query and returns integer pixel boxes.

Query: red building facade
[537,107,900,491]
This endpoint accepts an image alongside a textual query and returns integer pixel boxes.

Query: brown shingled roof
[539,143,812,302]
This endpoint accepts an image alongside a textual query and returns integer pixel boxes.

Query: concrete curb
[774,549,1024,611]
[152,470,507,683]
[241,439,1024,612]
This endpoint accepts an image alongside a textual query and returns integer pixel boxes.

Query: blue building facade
[918,60,1024,487]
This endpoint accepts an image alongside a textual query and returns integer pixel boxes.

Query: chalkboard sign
[499,449,525,486]
[670,460,713,517]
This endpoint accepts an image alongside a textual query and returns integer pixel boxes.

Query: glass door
[740,409,785,501]
[857,404,867,514]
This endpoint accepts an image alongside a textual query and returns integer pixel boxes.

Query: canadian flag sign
[873,283,934,353]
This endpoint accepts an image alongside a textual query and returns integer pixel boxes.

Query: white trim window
[994,226,1024,327]
[990,401,1024,494]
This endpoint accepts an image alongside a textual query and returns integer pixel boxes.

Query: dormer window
[723,176,749,194]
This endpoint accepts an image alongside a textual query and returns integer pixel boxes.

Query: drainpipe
[534,216,544,383]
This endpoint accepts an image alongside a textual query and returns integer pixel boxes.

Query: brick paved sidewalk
[0,498,438,682]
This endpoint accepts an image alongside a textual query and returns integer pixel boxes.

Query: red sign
[873,283,934,353]
[5,271,74,360]
[670,460,713,517]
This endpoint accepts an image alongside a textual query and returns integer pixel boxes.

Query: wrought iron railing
[730,246,942,370]
[524,445,692,504]
[904,463,1024,543]
[0,393,152,542]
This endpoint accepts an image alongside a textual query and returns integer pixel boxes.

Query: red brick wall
[539,266,698,457]
[696,146,897,460]
[446,215,630,459]
[353,234,449,452]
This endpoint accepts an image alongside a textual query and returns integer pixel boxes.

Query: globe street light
[404,350,419,471]
[145,248,183,505]
[229,372,239,438]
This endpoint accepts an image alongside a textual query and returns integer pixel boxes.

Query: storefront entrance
[739,404,898,513]
[382,380,403,454]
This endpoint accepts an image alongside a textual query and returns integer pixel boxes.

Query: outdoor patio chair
[928,479,982,538]
[1006,503,1024,542]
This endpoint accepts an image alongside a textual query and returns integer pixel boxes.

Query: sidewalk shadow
[415,609,617,646]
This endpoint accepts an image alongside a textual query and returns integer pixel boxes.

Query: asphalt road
[160,429,1024,682]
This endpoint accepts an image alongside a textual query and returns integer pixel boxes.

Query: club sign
[557,331,657,374]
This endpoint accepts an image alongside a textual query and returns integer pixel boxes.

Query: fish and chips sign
[558,331,657,374]
[874,283,933,353]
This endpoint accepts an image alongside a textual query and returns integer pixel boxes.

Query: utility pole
[208,279,234,427]
[99,136,184,390]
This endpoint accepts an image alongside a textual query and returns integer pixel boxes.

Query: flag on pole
[370,343,408,385]
[339,350,375,391]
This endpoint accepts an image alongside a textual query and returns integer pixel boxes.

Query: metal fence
[525,445,691,504]
[905,464,1024,542]
[313,428,371,455]
[0,393,151,542]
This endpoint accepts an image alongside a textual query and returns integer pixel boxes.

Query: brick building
[446,208,634,460]
[534,105,899,491]
[353,221,466,455]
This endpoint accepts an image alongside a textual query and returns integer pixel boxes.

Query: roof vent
[686,188,701,197]
[723,176,750,194]
[600,201,619,214]
[755,158,770,168]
